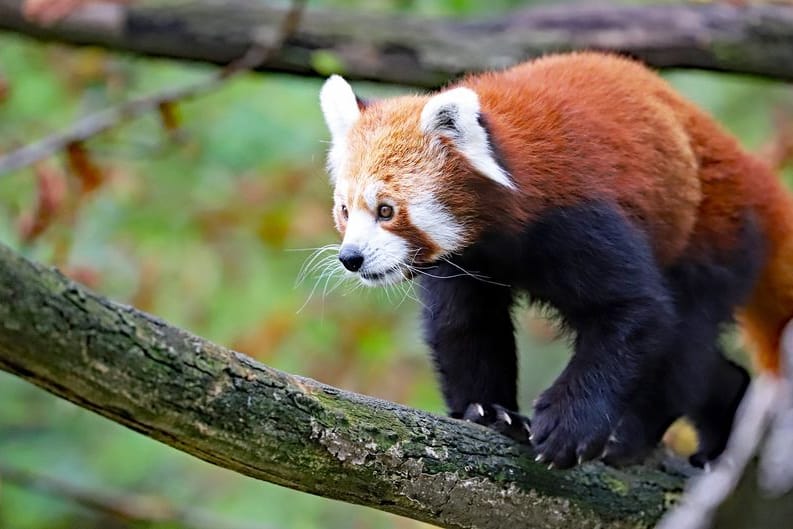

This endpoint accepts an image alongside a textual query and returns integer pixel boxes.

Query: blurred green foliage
[1,1,792,528]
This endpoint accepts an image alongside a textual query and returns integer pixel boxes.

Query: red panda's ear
[320,75,361,141]
[320,75,361,180]
[420,88,514,189]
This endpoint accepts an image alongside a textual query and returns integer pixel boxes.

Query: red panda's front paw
[531,387,618,469]
[460,403,532,443]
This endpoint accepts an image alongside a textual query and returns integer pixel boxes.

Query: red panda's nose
[339,246,364,272]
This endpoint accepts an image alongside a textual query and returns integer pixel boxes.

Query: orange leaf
[0,73,8,106]
[66,141,103,194]
[18,163,68,243]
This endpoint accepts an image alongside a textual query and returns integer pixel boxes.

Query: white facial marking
[408,192,464,256]
[421,87,515,189]
[342,208,408,286]
[363,182,381,210]
[334,177,349,201]
[320,75,360,180]
[342,209,375,248]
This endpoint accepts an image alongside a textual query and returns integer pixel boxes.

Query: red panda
[318,52,793,469]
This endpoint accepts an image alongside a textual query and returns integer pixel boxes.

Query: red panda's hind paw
[461,402,532,444]
[600,412,660,467]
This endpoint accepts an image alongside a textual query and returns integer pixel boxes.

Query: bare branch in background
[1,0,793,87]
[0,0,306,174]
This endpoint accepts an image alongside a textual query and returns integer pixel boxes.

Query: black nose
[339,246,364,272]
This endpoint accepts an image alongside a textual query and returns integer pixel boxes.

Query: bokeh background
[2,0,793,528]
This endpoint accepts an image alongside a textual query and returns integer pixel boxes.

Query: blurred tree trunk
[0,242,686,529]
[1,0,793,87]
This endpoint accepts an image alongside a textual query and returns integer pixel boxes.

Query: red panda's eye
[341,205,348,220]
[377,204,394,220]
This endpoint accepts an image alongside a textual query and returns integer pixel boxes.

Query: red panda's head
[319,75,514,286]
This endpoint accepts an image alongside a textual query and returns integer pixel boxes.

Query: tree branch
[2,0,793,87]
[0,242,686,528]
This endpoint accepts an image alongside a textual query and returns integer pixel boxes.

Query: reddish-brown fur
[344,52,793,373]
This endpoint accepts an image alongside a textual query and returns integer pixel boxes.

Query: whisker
[400,270,430,312]
[405,267,485,281]
[286,244,340,253]
[438,256,511,287]
[295,245,340,286]
[296,255,344,314]
[321,261,343,300]
[391,264,411,309]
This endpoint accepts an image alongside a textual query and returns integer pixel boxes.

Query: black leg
[420,265,530,441]
[661,236,761,467]
[523,203,677,468]
[687,355,749,467]
[531,300,676,467]
[601,367,680,466]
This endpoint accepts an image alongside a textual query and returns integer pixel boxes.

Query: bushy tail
[740,180,793,375]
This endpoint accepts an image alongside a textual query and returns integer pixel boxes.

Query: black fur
[432,107,460,136]
[419,202,764,468]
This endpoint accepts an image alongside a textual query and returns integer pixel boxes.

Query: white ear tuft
[420,87,480,137]
[320,75,361,141]
[420,87,514,190]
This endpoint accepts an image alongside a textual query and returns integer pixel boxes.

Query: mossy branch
[0,242,685,528]
[1,1,793,87]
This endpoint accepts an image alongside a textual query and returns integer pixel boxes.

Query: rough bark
[1,0,793,87]
[0,243,687,528]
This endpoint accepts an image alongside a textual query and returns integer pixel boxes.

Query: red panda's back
[462,52,727,264]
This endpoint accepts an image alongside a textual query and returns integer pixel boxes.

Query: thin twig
[0,0,306,175]
[0,463,274,529]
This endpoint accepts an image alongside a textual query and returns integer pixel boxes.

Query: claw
[535,454,545,463]
[474,403,485,417]
[498,410,512,425]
